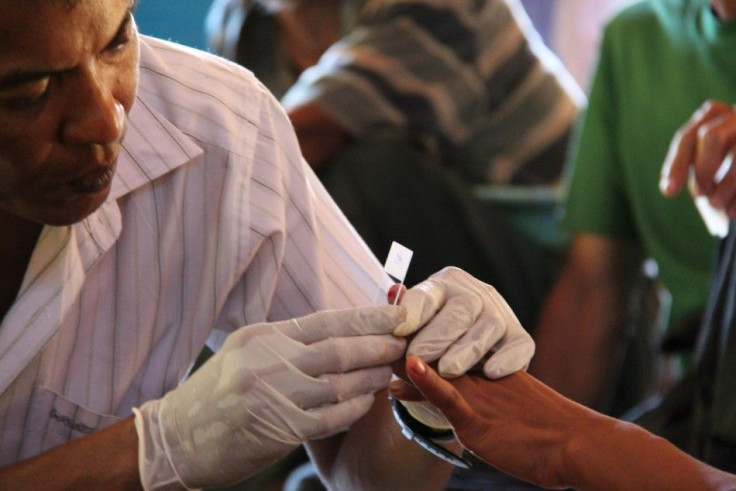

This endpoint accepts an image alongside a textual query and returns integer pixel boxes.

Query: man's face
[0,0,139,226]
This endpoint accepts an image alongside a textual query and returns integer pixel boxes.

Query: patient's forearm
[564,414,736,490]
[0,417,142,490]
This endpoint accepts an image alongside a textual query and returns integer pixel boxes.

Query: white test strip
[384,241,413,282]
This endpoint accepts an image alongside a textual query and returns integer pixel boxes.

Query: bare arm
[403,356,736,491]
[0,418,141,490]
[530,234,642,410]
[306,388,455,490]
[288,103,350,171]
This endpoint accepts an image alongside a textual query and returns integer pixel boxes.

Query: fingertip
[483,358,523,380]
[392,322,409,337]
[392,314,418,337]
[437,357,465,379]
[388,378,404,395]
[387,284,405,305]
[660,175,680,196]
[406,355,427,378]
[659,176,673,196]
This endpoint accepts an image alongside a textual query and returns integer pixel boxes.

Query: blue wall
[134,0,555,54]
[135,0,212,50]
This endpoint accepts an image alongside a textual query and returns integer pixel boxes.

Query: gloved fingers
[303,393,378,440]
[296,334,406,376]
[478,290,534,379]
[278,305,406,344]
[394,277,447,336]
[405,294,482,362]
[436,309,506,378]
[289,366,393,410]
[223,376,369,443]
[395,267,484,337]
[482,327,535,379]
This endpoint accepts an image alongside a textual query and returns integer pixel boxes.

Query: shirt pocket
[27,386,124,455]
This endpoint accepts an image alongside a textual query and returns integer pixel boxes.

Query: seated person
[388,101,736,489]
[206,0,585,329]
[531,0,736,418]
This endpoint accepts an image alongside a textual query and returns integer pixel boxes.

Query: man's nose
[61,69,125,146]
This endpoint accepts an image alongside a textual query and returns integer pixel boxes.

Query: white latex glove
[393,268,534,430]
[133,306,407,490]
[395,267,535,379]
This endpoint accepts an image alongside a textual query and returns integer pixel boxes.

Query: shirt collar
[109,93,204,201]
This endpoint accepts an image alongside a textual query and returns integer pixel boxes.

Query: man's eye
[106,31,131,53]
[105,13,134,54]
[0,82,49,110]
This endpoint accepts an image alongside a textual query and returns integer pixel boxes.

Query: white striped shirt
[0,36,390,465]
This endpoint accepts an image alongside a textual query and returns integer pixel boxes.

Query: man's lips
[67,165,115,194]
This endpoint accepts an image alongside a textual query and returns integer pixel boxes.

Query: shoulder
[136,36,292,147]
[604,0,690,36]
[123,36,306,214]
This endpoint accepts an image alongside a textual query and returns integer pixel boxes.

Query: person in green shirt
[531,0,736,415]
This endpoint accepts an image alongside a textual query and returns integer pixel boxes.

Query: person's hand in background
[661,100,736,217]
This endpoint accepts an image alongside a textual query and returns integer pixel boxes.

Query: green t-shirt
[565,0,736,345]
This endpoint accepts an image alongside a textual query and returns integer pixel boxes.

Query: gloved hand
[396,267,535,379]
[133,306,407,490]
[392,268,534,431]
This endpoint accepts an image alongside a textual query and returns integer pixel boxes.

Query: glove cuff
[133,403,191,490]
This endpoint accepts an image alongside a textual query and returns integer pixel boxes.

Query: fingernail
[659,176,672,195]
[412,358,427,376]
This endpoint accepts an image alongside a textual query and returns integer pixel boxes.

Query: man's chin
[35,190,111,226]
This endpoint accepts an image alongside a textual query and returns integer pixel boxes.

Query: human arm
[401,355,736,490]
[133,306,407,490]
[530,234,643,410]
[660,100,736,217]
[1,307,405,490]
[0,418,141,491]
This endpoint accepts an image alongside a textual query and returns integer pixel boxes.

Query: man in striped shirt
[0,0,533,489]
[206,0,585,330]
[208,0,583,184]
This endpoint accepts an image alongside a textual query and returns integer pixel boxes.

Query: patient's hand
[399,355,600,489]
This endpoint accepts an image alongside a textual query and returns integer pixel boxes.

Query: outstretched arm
[402,356,736,490]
